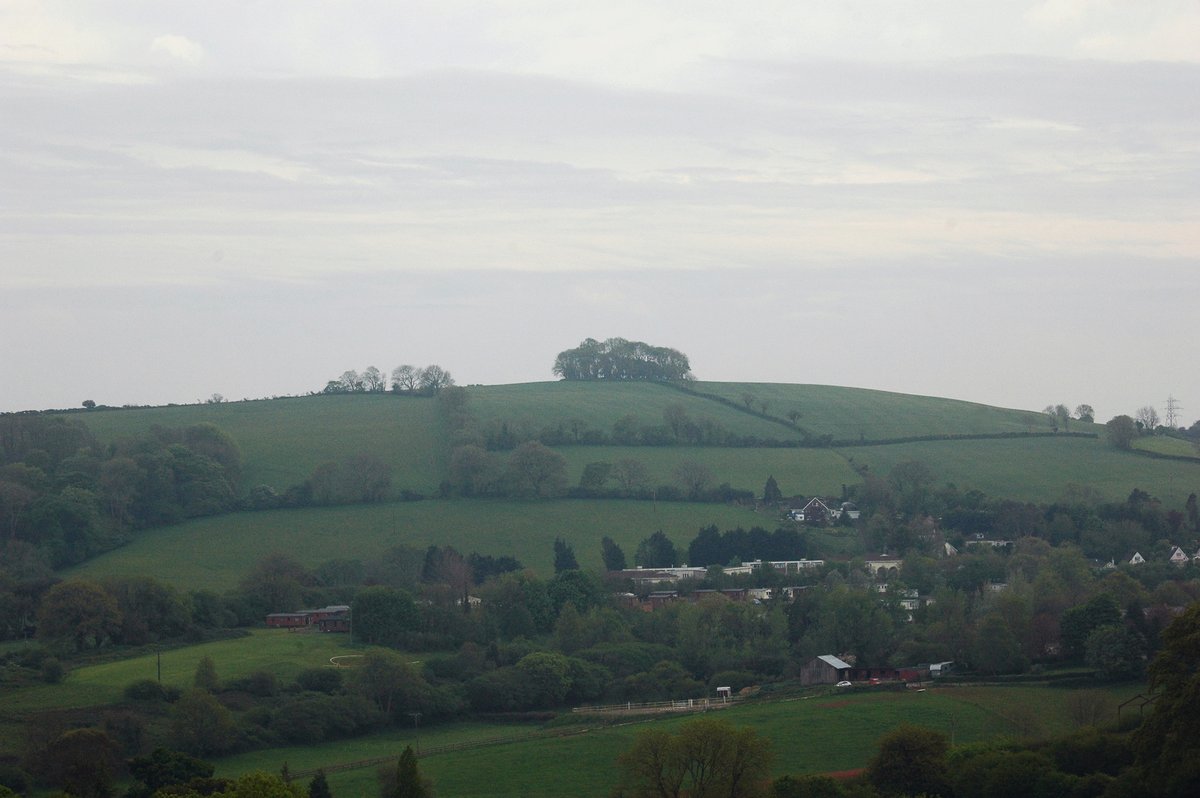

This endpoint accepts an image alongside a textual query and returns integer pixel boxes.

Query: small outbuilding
[800,654,852,686]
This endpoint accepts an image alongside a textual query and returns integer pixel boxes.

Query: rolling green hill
[60,380,1200,588]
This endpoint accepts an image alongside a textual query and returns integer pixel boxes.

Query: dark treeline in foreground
[0,415,241,569]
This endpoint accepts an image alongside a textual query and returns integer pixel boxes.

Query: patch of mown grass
[68,499,762,590]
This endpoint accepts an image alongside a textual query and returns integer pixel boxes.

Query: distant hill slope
[60,381,1200,588]
[73,381,1063,499]
[686,381,1053,439]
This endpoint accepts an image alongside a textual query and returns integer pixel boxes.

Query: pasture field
[68,499,764,590]
[689,382,1052,440]
[1134,435,1200,459]
[556,445,861,498]
[463,381,800,440]
[224,684,1116,797]
[840,436,1200,507]
[1,630,353,715]
[75,395,446,494]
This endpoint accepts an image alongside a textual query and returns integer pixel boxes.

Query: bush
[295,667,342,694]
[125,679,172,702]
[224,670,278,697]
[40,658,64,683]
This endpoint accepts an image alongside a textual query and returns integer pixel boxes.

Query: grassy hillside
[557,445,860,498]
[1,630,348,715]
[76,394,446,494]
[222,684,1134,797]
[58,382,1200,588]
[691,382,1053,439]
[465,382,802,441]
[1134,435,1200,459]
[68,499,764,591]
[840,436,1200,507]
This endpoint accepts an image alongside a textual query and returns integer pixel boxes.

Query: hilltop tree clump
[552,338,693,382]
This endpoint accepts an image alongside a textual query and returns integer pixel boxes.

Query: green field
[557,445,860,497]
[75,395,446,494]
[690,382,1052,440]
[68,499,764,590]
[1,630,352,714]
[840,436,1200,507]
[465,382,801,441]
[1134,435,1200,459]
[223,684,1126,798]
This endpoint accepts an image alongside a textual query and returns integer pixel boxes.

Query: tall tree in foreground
[553,537,579,573]
[866,724,950,797]
[1126,603,1200,796]
[601,536,627,572]
[615,717,772,798]
[381,746,431,798]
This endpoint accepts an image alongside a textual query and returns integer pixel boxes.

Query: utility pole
[1165,396,1182,429]
[409,712,422,755]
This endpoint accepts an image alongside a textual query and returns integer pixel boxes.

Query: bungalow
[1129,552,1146,566]
[1169,546,1189,567]
[265,612,310,629]
[307,604,351,621]
[929,661,955,678]
[789,498,860,524]
[609,566,707,588]
[317,612,350,633]
[800,654,852,686]
[646,591,679,610]
[745,559,826,574]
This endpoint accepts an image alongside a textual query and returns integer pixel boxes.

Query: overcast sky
[2,1,1197,424]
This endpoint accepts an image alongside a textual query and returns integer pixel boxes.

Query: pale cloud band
[1,2,1197,417]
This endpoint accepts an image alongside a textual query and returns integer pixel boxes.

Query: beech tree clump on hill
[552,337,693,381]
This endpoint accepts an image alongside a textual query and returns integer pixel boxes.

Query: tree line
[0,415,242,570]
[320,364,454,395]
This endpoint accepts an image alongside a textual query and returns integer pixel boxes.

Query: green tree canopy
[866,723,950,797]
[615,716,772,798]
[552,337,693,381]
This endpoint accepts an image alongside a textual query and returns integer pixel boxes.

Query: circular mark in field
[330,655,364,668]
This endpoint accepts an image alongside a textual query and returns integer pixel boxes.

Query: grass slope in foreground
[75,395,446,495]
[67,499,762,591]
[260,686,1105,798]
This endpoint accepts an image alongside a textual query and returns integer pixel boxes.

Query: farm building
[265,612,310,629]
[800,654,852,685]
[317,612,350,633]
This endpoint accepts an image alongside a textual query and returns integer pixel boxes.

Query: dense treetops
[553,337,693,381]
